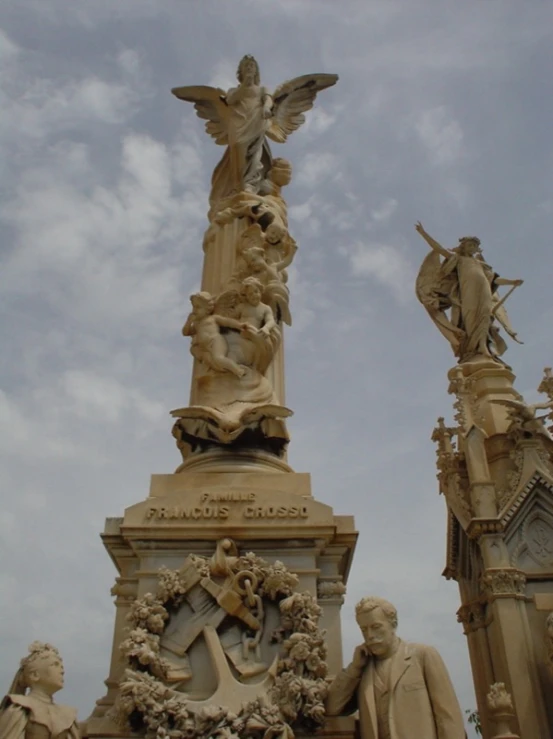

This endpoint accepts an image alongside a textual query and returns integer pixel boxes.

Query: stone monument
[82,56,358,739]
[416,222,553,737]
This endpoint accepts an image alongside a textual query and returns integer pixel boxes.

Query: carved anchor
[180,624,277,715]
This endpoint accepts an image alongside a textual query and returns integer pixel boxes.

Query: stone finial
[487,682,519,739]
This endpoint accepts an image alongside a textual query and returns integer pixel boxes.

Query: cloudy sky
[1,1,552,736]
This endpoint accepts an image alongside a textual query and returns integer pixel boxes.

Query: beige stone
[326,596,465,739]
[172,55,337,211]
[487,683,520,739]
[0,643,80,739]
[430,351,553,735]
[168,59,338,467]
[82,55,356,739]
[415,222,523,363]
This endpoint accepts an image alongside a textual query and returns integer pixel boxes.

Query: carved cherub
[237,277,278,338]
[214,158,291,231]
[182,292,248,378]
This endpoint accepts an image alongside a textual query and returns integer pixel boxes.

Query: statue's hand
[415,221,426,236]
[351,644,369,672]
[513,279,524,287]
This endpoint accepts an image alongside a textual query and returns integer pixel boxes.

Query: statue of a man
[0,642,80,739]
[325,597,465,739]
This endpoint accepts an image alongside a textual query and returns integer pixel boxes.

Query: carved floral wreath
[112,551,328,739]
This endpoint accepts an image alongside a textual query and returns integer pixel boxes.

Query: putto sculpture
[415,221,523,363]
[325,596,465,739]
[0,642,80,739]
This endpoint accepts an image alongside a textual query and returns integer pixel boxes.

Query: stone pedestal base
[82,469,357,738]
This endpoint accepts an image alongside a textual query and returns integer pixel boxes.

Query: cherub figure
[214,157,292,230]
[172,55,337,207]
[237,276,278,337]
[182,292,248,378]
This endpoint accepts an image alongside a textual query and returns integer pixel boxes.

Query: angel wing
[171,85,230,145]
[416,250,464,352]
[267,73,338,144]
[213,289,241,319]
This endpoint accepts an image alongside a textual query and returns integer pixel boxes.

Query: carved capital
[480,568,526,599]
[317,579,346,601]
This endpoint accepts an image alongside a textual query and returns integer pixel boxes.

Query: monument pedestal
[84,469,357,738]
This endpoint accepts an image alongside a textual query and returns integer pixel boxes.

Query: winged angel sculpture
[172,55,338,209]
[415,222,523,363]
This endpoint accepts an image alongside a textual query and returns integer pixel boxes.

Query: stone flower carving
[113,541,328,739]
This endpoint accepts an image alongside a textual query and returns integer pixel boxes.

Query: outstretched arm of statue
[495,277,524,287]
[415,222,451,258]
[422,646,466,739]
[275,240,298,272]
[214,315,245,331]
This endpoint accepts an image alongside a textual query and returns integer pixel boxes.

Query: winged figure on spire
[415,221,524,362]
[172,55,338,208]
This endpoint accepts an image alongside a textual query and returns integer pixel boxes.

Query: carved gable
[503,475,553,571]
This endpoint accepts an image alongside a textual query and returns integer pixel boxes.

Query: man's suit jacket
[325,640,465,739]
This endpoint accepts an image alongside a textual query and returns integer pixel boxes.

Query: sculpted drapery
[415,222,523,362]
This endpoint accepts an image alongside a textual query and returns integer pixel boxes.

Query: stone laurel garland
[112,553,328,739]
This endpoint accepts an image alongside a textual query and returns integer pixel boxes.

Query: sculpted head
[355,596,398,659]
[265,223,286,246]
[456,236,481,256]
[237,55,260,85]
[19,642,65,696]
[240,276,263,305]
[190,291,215,317]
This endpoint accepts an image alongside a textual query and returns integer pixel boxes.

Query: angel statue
[0,642,80,739]
[415,222,523,362]
[172,55,338,210]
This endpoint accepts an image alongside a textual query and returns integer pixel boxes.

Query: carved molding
[467,518,504,539]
